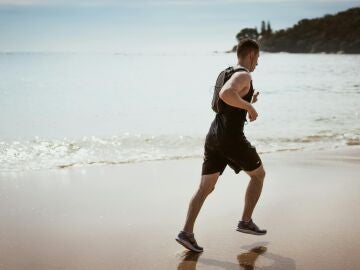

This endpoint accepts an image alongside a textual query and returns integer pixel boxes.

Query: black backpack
[211,66,247,113]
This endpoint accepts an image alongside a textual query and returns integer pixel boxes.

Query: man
[176,39,266,253]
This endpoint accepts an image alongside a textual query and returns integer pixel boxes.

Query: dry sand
[0,146,359,270]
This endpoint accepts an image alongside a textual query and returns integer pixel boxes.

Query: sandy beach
[1,146,360,270]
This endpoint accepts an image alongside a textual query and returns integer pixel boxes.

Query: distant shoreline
[223,49,358,55]
[230,7,360,54]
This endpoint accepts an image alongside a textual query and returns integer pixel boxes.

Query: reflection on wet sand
[238,246,267,270]
[176,242,295,270]
[239,242,296,270]
[177,251,203,270]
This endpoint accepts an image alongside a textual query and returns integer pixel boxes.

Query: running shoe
[236,219,267,235]
[175,231,204,252]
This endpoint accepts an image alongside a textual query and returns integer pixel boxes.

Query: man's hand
[251,91,259,103]
[247,104,258,122]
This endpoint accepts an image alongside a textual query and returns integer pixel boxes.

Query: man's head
[236,39,260,72]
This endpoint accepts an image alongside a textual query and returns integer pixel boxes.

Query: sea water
[0,52,359,172]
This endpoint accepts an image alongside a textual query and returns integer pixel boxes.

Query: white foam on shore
[1,132,359,172]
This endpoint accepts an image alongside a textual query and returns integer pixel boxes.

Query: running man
[176,39,266,253]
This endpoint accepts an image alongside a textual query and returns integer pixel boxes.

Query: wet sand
[1,146,360,270]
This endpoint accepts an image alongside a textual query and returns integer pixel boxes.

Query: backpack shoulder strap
[231,66,248,74]
[224,66,247,81]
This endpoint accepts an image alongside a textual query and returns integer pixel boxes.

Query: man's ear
[248,51,254,67]
[249,51,254,62]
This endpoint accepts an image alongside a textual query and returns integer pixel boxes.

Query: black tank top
[207,80,254,140]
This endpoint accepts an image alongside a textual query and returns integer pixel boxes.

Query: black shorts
[201,134,262,175]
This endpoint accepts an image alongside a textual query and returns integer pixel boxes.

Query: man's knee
[246,165,266,181]
[198,173,219,196]
[258,167,266,179]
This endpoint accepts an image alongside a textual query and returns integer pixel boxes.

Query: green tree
[267,21,272,34]
[261,21,266,35]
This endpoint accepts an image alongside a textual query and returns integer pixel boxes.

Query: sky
[0,0,359,53]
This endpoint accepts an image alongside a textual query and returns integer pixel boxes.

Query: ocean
[0,52,359,172]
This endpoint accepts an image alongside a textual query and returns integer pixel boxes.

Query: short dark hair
[236,39,260,59]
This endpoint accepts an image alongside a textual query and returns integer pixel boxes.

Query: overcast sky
[0,0,359,53]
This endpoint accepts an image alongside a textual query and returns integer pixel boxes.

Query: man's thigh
[223,138,262,174]
[201,142,228,176]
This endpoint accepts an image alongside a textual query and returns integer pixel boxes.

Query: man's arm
[219,72,258,121]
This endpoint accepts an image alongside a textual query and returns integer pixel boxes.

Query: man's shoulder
[231,70,252,82]
[227,71,252,92]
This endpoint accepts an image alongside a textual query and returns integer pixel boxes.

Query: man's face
[249,51,259,72]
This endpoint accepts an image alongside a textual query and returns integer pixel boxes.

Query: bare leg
[182,172,220,233]
[242,165,266,221]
